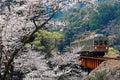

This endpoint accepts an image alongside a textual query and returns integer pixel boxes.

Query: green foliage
[34,46,45,51]
[55,0,120,51]
[25,43,31,48]
[55,7,91,51]
[33,40,40,45]
[108,47,120,56]
[33,30,63,58]
[87,0,120,30]
[87,2,116,30]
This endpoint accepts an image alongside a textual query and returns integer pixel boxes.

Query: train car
[71,34,108,57]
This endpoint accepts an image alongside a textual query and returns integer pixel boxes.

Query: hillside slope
[53,0,120,52]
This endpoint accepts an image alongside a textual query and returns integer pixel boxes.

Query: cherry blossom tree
[0,0,70,79]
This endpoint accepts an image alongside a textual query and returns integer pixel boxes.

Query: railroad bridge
[79,56,120,69]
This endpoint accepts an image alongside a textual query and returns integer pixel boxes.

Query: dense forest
[49,0,120,53]
[29,0,120,54]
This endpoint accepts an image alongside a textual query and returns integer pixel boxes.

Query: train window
[94,40,98,45]
[104,40,108,45]
[99,40,103,45]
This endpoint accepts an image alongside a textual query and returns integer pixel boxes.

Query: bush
[108,47,120,56]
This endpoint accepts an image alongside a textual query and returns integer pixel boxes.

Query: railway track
[79,56,120,69]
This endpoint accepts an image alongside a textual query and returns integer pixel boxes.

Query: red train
[71,34,108,57]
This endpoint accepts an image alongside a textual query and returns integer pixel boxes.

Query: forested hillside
[52,0,120,52]
[1,0,120,80]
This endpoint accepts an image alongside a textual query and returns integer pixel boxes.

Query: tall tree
[33,30,63,58]
[0,0,67,79]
